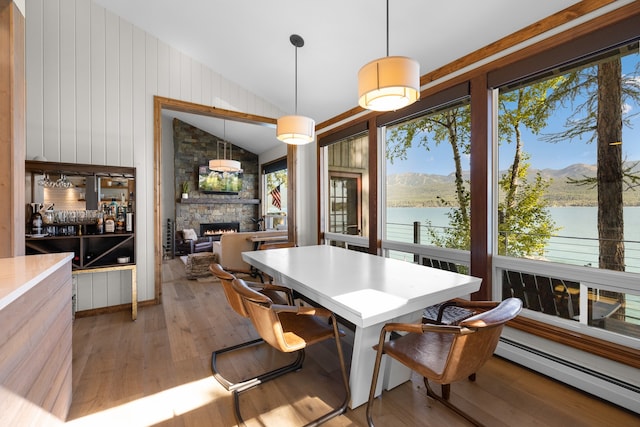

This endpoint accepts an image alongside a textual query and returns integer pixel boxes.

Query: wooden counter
[0,253,73,424]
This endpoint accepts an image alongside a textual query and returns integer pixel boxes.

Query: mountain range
[386,162,640,207]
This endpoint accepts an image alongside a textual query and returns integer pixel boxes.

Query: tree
[387,81,560,257]
[498,80,563,214]
[498,159,558,257]
[543,55,640,271]
[387,104,471,226]
[266,169,287,191]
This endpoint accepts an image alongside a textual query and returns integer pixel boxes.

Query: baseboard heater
[496,337,639,414]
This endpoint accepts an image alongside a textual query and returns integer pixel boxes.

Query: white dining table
[242,244,482,408]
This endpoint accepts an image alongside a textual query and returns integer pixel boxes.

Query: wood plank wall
[23,0,285,310]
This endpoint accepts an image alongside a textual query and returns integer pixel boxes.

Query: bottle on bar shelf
[116,205,125,232]
[104,199,116,233]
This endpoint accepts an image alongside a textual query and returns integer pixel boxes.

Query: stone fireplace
[173,118,259,233]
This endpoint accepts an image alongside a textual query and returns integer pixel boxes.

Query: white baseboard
[496,330,639,414]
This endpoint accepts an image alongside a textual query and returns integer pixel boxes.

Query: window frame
[315,4,640,367]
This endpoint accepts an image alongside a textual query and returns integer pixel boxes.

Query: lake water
[386,206,640,273]
[387,206,640,325]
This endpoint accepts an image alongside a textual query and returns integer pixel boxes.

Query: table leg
[349,324,386,409]
[348,310,423,408]
[382,310,423,390]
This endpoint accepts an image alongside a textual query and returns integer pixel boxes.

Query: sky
[386,52,640,176]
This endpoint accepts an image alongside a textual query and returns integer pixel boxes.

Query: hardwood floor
[65,259,637,426]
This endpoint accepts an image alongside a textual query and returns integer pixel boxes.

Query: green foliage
[424,186,471,250]
[498,164,559,257]
[387,82,560,258]
[541,54,640,271]
[387,104,471,162]
[419,160,559,256]
[266,169,287,192]
[387,104,472,238]
[198,171,242,192]
[498,78,564,143]
[541,59,640,146]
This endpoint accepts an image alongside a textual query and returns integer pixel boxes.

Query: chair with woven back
[208,263,304,391]
[366,298,523,427]
[230,277,350,426]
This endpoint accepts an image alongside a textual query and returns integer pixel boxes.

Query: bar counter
[0,253,74,424]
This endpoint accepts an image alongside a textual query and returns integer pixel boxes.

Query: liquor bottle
[30,203,43,235]
[125,191,134,232]
[125,210,134,232]
[96,208,104,234]
[115,206,125,232]
[104,200,116,233]
[110,197,119,215]
[127,192,134,213]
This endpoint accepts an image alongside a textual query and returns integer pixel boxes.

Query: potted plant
[181,181,190,199]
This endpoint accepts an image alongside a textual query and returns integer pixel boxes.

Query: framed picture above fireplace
[198,165,243,194]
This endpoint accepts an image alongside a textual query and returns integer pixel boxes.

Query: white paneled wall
[25,0,285,309]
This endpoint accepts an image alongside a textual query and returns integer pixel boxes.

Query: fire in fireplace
[200,222,240,237]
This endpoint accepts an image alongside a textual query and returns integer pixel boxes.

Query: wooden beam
[0,0,25,257]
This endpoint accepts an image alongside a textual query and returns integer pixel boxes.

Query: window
[495,40,640,336]
[263,158,287,230]
[384,99,471,255]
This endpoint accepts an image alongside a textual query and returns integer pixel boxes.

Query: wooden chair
[231,277,350,426]
[208,263,303,391]
[366,298,523,427]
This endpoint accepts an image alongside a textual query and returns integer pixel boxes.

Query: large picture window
[496,40,640,336]
[384,99,471,254]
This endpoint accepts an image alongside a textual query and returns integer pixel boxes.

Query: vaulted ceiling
[94,0,621,154]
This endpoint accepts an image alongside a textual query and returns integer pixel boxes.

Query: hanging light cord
[224,120,231,160]
[289,34,305,115]
[386,0,389,57]
[294,43,298,115]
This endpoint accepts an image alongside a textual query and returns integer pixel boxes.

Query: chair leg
[424,378,485,427]
[366,334,388,427]
[304,320,350,426]
[212,340,304,391]
[232,318,350,427]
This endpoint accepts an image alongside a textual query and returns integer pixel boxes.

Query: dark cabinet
[26,232,134,270]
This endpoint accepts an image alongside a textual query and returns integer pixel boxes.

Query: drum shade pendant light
[277,34,315,145]
[358,0,420,111]
[209,120,242,172]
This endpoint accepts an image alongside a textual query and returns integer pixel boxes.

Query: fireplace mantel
[179,198,259,205]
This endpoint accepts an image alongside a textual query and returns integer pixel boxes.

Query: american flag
[270,185,281,209]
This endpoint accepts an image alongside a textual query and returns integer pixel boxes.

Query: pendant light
[209,120,242,172]
[277,34,315,145]
[358,0,420,112]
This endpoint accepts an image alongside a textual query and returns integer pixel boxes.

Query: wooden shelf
[179,198,259,205]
